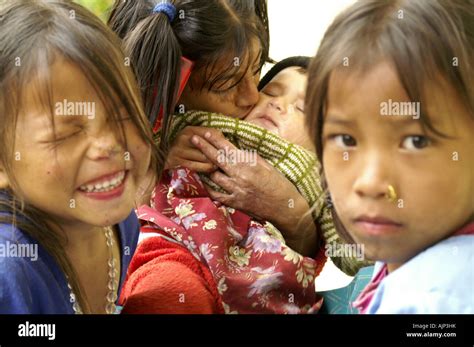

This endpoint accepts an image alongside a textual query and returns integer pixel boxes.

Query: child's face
[179,40,261,119]
[6,58,151,229]
[245,67,314,151]
[323,61,474,270]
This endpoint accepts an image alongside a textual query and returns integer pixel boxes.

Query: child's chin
[81,207,133,227]
[364,247,406,265]
[356,243,389,262]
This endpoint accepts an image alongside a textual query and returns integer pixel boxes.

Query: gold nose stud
[386,184,397,202]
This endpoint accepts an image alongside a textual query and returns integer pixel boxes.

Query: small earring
[386,185,397,202]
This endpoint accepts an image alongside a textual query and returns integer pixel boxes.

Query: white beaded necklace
[67,226,119,314]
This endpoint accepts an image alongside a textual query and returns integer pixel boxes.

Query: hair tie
[152,2,177,22]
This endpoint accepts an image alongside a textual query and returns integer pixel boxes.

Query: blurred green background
[73,0,115,22]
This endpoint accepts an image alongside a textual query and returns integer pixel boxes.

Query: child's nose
[236,74,259,109]
[268,98,287,113]
[87,130,123,160]
[353,152,393,200]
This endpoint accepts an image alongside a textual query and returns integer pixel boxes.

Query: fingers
[205,185,233,205]
[173,147,211,163]
[209,171,235,194]
[165,151,213,171]
[191,134,232,175]
[166,128,215,171]
[185,126,226,140]
[169,159,217,173]
[195,129,238,152]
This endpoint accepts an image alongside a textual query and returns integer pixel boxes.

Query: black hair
[258,56,311,90]
[306,0,474,243]
[0,0,159,313]
[108,0,271,155]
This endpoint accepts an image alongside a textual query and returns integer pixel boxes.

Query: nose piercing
[386,184,398,202]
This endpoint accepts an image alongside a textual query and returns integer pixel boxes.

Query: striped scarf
[158,110,371,275]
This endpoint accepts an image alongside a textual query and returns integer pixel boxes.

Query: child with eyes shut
[0,1,159,314]
[123,57,355,313]
[110,0,367,314]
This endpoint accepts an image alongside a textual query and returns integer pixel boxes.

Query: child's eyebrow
[325,115,356,125]
[265,81,284,89]
[53,115,88,124]
[41,116,90,134]
[380,114,433,128]
[326,113,429,128]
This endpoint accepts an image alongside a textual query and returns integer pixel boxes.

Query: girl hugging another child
[0,1,159,313]
[134,57,330,314]
[110,0,369,313]
[306,0,473,313]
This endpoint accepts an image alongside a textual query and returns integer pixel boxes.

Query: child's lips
[353,215,403,236]
[77,168,131,193]
[255,115,279,130]
[79,170,126,188]
[77,171,129,201]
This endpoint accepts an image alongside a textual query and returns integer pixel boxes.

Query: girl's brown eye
[401,135,431,150]
[331,134,357,148]
[342,134,356,146]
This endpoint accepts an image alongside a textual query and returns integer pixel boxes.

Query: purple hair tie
[152,2,176,22]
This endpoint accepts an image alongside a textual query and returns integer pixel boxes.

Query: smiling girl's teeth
[79,171,125,193]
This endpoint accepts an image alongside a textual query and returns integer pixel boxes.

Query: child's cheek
[122,121,149,158]
[127,130,152,177]
[12,153,64,202]
[137,143,152,177]
[323,150,351,203]
[323,150,345,187]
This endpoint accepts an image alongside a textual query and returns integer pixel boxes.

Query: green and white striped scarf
[158,110,371,275]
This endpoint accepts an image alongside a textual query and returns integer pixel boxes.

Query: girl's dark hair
[0,0,160,313]
[306,0,474,242]
[108,0,270,154]
[258,56,311,90]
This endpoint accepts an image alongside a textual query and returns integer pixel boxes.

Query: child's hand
[190,131,319,256]
[165,126,221,173]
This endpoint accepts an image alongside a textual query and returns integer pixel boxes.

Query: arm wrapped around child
[120,111,371,314]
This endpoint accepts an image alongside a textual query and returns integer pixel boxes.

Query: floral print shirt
[137,167,325,314]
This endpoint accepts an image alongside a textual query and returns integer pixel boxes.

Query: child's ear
[0,165,10,189]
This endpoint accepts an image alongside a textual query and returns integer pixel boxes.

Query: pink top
[352,264,388,314]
